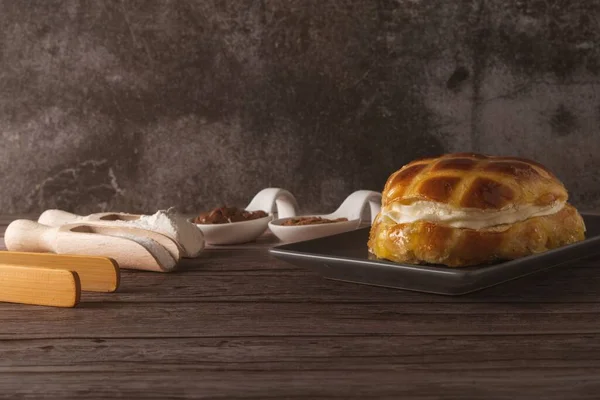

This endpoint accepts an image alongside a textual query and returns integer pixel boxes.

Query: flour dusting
[133,208,204,257]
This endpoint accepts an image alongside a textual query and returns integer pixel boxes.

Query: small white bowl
[269,190,382,243]
[192,188,298,245]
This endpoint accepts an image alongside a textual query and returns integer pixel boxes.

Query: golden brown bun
[370,153,586,267]
[368,201,585,267]
[383,153,567,209]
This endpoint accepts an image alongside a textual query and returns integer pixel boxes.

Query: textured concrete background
[1,0,599,215]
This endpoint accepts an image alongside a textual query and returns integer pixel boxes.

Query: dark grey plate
[269,213,600,295]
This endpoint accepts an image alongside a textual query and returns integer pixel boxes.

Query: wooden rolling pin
[0,264,80,307]
[5,220,180,272]
[0,251,119,292]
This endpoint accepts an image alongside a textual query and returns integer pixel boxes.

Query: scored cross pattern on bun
[368,153,586,267]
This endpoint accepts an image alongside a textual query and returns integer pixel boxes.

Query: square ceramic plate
[269,213,600,295]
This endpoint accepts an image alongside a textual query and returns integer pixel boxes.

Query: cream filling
[381,200,565,230]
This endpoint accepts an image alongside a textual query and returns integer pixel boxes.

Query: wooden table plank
[0,370,599,400]
[2,301,600,339]
[2,335,600,369]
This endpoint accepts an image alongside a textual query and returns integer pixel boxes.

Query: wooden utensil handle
[38,209,82,226]
[4,220,58,253]
[0,251,120,293]
[0,264,80,307]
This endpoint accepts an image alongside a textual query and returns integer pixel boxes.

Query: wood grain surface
[1,215,600,399]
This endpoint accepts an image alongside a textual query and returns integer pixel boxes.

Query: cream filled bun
[368,153,586,267]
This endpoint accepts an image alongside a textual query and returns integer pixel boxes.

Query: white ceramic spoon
[268,190,382,243]
[192,187,298,245]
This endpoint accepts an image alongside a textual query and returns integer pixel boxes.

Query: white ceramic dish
[192,188,298,245]
[268,190,382,243]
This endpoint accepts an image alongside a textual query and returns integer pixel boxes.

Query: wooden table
[1,214,600,399]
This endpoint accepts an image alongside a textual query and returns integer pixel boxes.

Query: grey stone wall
[1,0,599,214]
